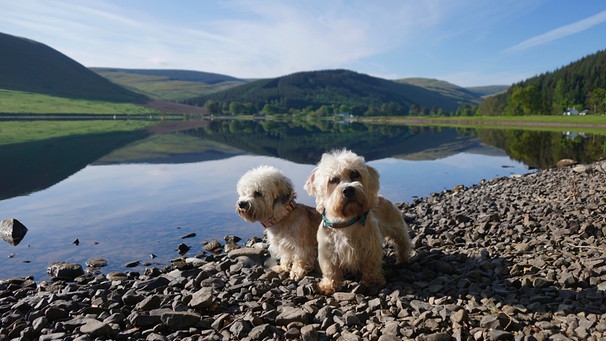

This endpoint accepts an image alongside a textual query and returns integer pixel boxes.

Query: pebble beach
[1,160,606,340]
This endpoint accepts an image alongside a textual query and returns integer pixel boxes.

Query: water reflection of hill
[390,140,494,161]
[188,121,605,168]
[94,134,244,165]
[2,119,604,201]
[0,130,148,200]
[188,120,481,164]
[94,121,483,165]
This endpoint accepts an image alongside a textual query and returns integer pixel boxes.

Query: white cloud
[0,0,452,77]
[505,10,606,53]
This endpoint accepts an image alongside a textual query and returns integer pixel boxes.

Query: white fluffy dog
[305,149,412,294]
[236,165,321,280]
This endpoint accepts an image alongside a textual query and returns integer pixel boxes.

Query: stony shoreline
[1,160,606,340]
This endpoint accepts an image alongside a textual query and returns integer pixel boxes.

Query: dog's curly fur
[236,165,321,280]
[305,149,412,294]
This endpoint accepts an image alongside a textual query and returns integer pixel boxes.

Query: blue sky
[1,0,605,87]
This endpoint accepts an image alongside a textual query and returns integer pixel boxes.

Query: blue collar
[322,209,369,229]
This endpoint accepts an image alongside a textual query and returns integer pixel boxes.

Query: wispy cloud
[505,10,606,53]
[0,0,450,77]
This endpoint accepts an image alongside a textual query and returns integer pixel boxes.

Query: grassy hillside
[0,32,146,102]
[0,89,158,114]
[0,120,154,145]
[91,68,247,101]
[466,85,509,97]
[188,69,473,114]
[396,78,483,104]
[480,49,606,116]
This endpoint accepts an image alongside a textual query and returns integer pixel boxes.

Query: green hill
[466,85,509,97]
[90,68,247,101]
[479,49,606,116]
[187,69,476,115]
[0,32,146,102]
[396,77,483,105]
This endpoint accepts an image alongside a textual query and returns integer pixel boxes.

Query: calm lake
[1,119,605,280]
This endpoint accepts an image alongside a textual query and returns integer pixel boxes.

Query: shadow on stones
[384,246,605,319]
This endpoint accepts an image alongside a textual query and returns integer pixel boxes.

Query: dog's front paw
[317,277,340,295]
[289,267,306,281]
[271,265,287,274]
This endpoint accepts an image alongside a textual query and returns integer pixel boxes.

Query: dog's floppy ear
[304,170,316,196]
[304,169,325,214]
[276,175,295,204]
[366,164,381,206]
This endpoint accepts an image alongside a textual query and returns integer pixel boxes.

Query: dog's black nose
[343,186,355,199]
[238,201,249,209]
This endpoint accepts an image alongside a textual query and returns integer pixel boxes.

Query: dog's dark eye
[329,176,340,184]
[350,170,360,180]
[254,191,262,198]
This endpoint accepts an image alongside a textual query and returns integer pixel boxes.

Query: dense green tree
[552,79,570,114]
[262,103,285,115]
[587,88,606,114]
[228,102,243,115]
[509,85,542,115]
[478,96,505,116]
[204,100,221,115]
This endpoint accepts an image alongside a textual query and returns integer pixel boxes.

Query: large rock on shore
[0,218,28,246]
[46,262,85,280]
[1,161,606,340]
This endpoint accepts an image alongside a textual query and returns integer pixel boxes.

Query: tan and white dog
[305,149,412,294]
[236,165,321,280]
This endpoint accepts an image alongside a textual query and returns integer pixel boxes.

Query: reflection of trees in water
[199,120,605,169]
[3,120,603,201]
[193,120,477,164]
[477,129,606,169]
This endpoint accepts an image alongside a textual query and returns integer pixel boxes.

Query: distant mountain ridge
[465,85,509,97]
[0,32,145,102]
[0,31,508,113]
[91,68,243,84]
[396,78,483,105]
[188,69,480,113]
[91,68,248,101]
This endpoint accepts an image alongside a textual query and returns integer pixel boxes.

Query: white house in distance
[562,107,589,116]
[563,107,579,115]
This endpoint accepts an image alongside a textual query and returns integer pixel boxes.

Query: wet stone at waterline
[46,262,84,280]
[85,257,108,268]
[0,218,28,246]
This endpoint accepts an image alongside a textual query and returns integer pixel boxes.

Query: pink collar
[261,199,297,228]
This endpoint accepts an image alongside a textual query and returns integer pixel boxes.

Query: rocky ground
[1,160,606,340]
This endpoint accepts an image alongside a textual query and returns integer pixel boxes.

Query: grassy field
[0,120,157,145]
[364,115,606,133]
[91,71,242,101]
[0,89,158,114]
